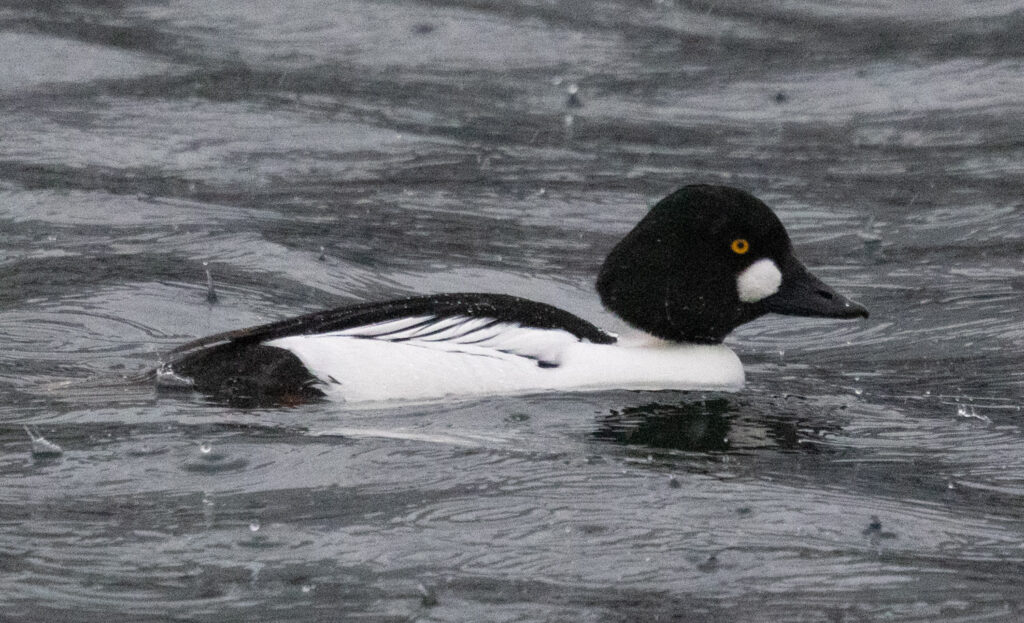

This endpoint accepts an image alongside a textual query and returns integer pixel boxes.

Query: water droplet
[249,521,261,532]
[155,363,194,389]
[200,442,212,454]
[301,584,314,594]
[417,583,438,607]
[204,262,218,303]
[697,554,719,572]
[565,83,582,108]
[854,388,863,396]
[24,426,63,458]
[956,404,990,423]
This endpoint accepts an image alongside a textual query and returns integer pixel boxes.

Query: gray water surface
[1,1,1023,621]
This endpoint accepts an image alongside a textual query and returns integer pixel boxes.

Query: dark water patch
[1,254,190,305]
[0,254,335,320]
[0,0,130,12]
[0,161,211,198]
[426,569,1023,623]
[672,1,1024,61]
[6,13,197,63]
[593,398,738,453]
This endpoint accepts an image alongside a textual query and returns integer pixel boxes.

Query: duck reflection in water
[593,398,735,452]
[592,397,840,453]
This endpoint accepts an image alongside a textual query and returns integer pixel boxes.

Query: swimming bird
[159,184,868,406]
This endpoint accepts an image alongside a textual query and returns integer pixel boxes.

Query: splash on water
[24,426,63,458]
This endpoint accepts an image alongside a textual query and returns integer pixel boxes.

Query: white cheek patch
[736,258,783,303]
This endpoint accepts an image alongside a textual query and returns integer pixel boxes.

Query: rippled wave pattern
[1,1,1022,621]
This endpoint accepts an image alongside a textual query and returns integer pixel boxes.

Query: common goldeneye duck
[159,184,868,406]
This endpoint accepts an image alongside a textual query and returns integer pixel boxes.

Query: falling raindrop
[858,215,882,261]
[563,114,575,140]
[203,261,218,303]
[202,493,215,527]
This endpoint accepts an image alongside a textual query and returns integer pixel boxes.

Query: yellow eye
[730,238,750,254]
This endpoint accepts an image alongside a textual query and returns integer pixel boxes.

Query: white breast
[266,319,744,404]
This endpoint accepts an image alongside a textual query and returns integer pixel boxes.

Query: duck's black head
[596,184,868,344]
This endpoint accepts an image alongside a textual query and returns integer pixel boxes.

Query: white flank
[736,258,782,303]
[266,319,745,404]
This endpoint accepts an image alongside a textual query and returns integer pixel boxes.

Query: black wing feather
[170,293,616,356]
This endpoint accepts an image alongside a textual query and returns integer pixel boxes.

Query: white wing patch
[328,315,438,338]
[307,315,580,367]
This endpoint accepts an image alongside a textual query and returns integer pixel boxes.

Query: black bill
[762,258,869,319]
